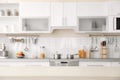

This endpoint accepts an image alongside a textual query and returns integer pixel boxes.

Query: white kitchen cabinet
[51,2,63,27]
[77,2,108,16]
[21,17,50,33]
[79,62,111,67]
[20,2,51,33]
[25,62,50,67]
[111,62,120,67]
[51,2,77,29]
[109,1,120,16]
[63,2,77,27]
[76,2,108,33]
[0,3,20,33]
[0,62,50,67]
[108,16,114,32]
[20,2,50,17]
[77,17,107,32]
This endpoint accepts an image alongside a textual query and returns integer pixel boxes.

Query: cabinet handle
[65,17,67,25]
[87,65,104,67]
[63,17,65,26]
[63,17,67,26]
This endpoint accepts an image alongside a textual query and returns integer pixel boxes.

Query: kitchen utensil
[28,37,31,49]
[34,37,38,44]
[113,36,120,58]
[115,37,118,48]
[24,37,29,51]
[67,54,78,59]
[32,37,38,44]
[94,37,98,50]
[0,50,8,58]
[67,54,74,59]
[0,43,8,58]
[90,37,98,52]
[54,52,62,59]
[90,37,94,50]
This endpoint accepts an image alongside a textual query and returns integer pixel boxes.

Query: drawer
[79,62,111,67]
[111,62,120,67]
[0,62,50,67]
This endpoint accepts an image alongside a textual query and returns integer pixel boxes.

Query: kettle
[54,54,61,59]
[0,43,8,58]
[0,51,8,58]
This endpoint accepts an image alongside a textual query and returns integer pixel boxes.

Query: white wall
[0,30,120,59]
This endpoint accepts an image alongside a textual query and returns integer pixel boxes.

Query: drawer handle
[87,65,104,67]
[61,62,68,64]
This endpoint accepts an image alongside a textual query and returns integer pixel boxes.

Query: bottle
[78,49,85,59]
[86,50,91,59]
[14,9,19,16]
[101,41,107,59]
[39,46,45,59]
[0,9,5,16]
[1,43,6,51]
[6,9,12,16]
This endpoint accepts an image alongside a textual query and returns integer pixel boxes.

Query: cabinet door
[25,62,50,67]
[77,2,108,16]
[20,2,50,17]
[63,2,77,27]
[109,1,120,16]
[79,62,111,67]
[111,62,120,67]
[108,16,114,32]
[51,2,63,27]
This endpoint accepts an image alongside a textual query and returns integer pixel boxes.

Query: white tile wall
[0,36,120,59]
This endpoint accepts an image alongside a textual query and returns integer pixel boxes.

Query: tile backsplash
[0,36,120,59]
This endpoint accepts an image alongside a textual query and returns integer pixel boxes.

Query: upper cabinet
[0,3,20,33]
[50,2,63,27]
[63,2,77,27]
[1,1,120,34]
[50,2,77,29]
[19,2,51,33]
[21,17,50,33]
[76,2,108,33]
[77,2,108,16]
[109,1,120,16]
[107,1,120,32]
[20,2,50,17]
[77,17,107,33]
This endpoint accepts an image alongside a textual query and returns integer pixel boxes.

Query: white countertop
[0,66,120,77]
[0,59,120,77]
[0,59,49,62]
[0,58,120,62]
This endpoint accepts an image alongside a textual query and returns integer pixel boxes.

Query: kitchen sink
[49,59,79,66]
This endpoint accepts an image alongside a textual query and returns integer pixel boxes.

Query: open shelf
[22,18,50,32]
[78,17,107,32]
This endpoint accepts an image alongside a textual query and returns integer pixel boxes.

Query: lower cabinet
[23,62,50,67]
[79,62,111,67]
[0,62,50,67]
[21,17,51,33]
[111,62,120,67]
